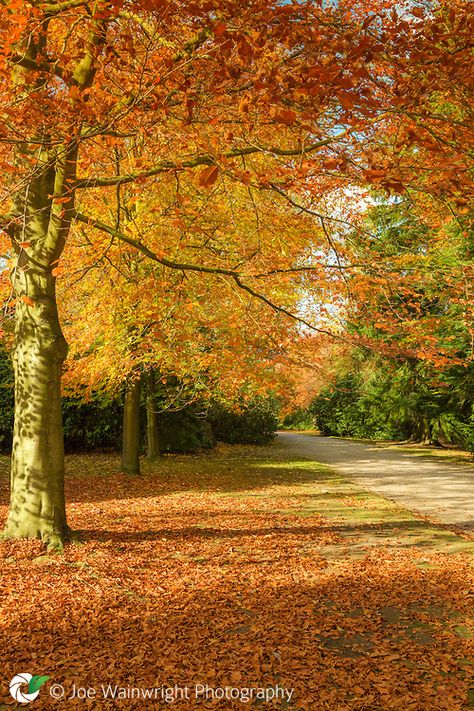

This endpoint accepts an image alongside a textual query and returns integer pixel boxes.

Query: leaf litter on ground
[0,442,473,709]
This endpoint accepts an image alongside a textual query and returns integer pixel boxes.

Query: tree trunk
[121,378,141,475]
[2,128,74,546]
[410,416,433,445]
[145,369,161,460]
[3,271,69,547]
[3,12,104,546]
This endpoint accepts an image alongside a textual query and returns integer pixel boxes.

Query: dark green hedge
[156,408,215,453]
[0,349,14,452]
[0,349,121,453]
[0,349,279,453]
[62,396,122,451]
[209,398,278,445]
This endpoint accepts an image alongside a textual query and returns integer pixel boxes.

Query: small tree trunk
[3,271,69,547]
[145,369,161,460]
[411,416,432,445]
[121,378,141,475]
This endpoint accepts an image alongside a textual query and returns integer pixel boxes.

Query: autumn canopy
[0,0,472,545]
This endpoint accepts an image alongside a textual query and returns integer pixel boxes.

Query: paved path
[277,432,474,528]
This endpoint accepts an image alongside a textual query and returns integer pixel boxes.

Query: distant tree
[0,0,471,545]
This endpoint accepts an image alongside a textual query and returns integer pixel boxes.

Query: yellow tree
[0,0,471,545]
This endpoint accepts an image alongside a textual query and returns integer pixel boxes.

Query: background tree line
[0,349,278,455]
[283,198,473,451]
[286,356,473,452]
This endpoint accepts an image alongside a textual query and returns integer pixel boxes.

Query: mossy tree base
[1,520,73,552]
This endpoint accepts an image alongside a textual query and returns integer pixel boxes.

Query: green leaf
[27,675,50,694]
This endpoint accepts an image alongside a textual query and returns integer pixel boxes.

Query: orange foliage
[0,0,472,373]
[1,447,473,709]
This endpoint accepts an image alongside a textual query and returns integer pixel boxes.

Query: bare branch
[266,183,373,237]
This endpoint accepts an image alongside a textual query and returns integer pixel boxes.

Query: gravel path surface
[278,432,474,529]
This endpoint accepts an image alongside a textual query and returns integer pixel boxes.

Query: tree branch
[75,136,342,189]
[37,0,90,15]
[267,182,374,237]
[73,211,241,274]
[72,210,339,338]
[229,274,337,338]
[9,53,65,79]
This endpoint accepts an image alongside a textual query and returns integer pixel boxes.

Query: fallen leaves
[0,445,473,709]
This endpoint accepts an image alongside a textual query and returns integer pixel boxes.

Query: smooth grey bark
[145,369,161,460]
[3,11,105,546]
[121,378,141,475]
[3,271,69,546]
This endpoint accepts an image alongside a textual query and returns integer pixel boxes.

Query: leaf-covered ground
[0,443,473,710]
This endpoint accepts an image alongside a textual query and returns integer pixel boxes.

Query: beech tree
[59,179,309,476]
[0,0,471,546]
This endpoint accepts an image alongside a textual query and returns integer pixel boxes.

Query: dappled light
[3,291,68,544]
[279,434,474,529]
[1,444,473,709]
[0,0,472,707]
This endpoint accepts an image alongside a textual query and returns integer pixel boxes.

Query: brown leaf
[198,165,219,188]
[274,109,297,125]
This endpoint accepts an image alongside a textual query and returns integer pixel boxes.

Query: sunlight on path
[278,433,474,530]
